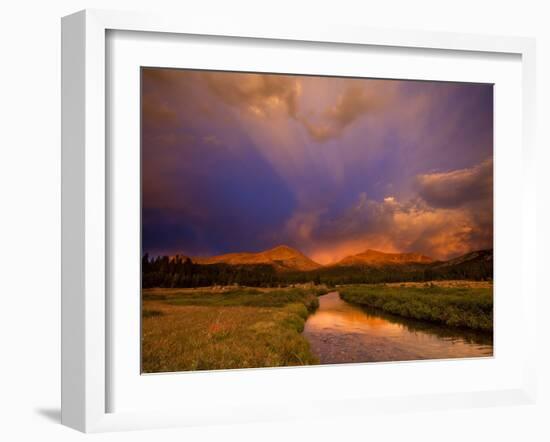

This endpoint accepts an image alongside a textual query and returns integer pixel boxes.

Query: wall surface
[0,1,548,441]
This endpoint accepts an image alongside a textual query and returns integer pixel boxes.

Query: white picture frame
[61,9,537,433]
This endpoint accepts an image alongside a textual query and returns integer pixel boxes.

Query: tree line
[142,253,493,288]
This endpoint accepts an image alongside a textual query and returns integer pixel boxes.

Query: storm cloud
[141,68,493,262]
[416,158,493,209]
[200,71,398,142]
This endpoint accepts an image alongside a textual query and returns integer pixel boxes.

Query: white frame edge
[62,9,106,432]
[61,9,537,433]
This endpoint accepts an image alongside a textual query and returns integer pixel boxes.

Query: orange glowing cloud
[283,156,493,263]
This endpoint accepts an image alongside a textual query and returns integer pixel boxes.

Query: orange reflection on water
[307,308,403,334]
[303,292,493,364]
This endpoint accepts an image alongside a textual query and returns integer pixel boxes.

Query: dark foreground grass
[340,284,493,331]
[142,287,324,373]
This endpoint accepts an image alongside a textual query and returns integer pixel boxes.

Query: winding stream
[303,292,493,364]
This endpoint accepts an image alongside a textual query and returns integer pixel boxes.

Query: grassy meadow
[339,283,493,331]
[142,282,493,373]
[142,286,325,373]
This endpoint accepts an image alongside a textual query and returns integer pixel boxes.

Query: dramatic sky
[142,68,493,264]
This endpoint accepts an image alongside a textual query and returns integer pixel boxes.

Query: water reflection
[303,292,493,364]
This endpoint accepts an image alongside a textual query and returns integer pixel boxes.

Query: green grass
[339,285,493,331]
[151,287,321,311]
[142,286,325,373]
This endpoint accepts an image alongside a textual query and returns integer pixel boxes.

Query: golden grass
[384,280,493,289]
[142,287,321,373]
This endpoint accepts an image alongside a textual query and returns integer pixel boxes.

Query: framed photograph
[61,9,537,432]
[140,67,495,374]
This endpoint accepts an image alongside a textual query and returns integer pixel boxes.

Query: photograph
[140,68,494,374]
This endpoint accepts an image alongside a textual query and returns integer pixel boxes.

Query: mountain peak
[193,245,322,271]
[335,249,434,266]
[360,249,387,256]
[267,244,297,252]
[263,245,304,258]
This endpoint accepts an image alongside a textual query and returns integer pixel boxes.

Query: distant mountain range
[171,245,492,275]
[150,246,492,288]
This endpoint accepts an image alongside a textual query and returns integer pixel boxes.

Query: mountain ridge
[332,249,434,267]
[432,249,493,268]
[169,245,491,273]
[156,246,493,285]
[190,245,323,272]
